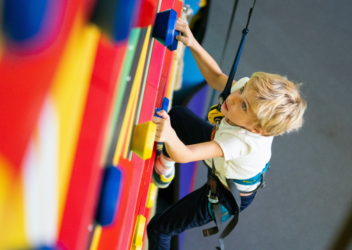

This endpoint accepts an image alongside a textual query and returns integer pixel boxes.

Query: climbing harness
[206,125,269,250]
[203,128,269,250]
[203,159,242,250]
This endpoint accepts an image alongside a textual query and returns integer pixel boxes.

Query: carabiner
[208,190,219,204]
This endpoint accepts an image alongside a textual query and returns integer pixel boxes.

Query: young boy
[147,19,307,250]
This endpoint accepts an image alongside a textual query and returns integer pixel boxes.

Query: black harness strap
[207,0,257,120]
[215,178,245,249]
[218,0,256,106]
[219,0,240,67]
[226,178,242,213]
[203,156,269,250]
[203,160,223,237]
[203,159,242,250]
[206,0,239,120]
[217,208,240,250]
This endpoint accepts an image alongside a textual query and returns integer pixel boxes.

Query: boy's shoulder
[218,122,273,150]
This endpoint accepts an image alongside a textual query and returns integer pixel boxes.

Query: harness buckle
[208,190,219,204]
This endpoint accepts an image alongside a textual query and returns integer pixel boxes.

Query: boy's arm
[165,136,223,163]
[153,111,224,163]
[175,19,236,91]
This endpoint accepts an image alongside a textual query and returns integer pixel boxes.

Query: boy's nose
[228,93,240,103]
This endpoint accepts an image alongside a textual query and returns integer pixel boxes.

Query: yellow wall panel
[0,176,30,249]
[0,154,14,217]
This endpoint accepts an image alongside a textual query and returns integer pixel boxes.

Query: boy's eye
[242,102,247,111]
[240,86,244,93]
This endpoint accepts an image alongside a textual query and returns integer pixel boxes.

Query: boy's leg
[148,180,257,250]
[147,184,212,250]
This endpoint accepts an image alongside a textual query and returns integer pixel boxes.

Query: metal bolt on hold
[182,4,193,23]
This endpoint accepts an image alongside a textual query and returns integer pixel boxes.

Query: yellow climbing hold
[131,121,156,160]
[146,183,157,208]
[131,215,146,250]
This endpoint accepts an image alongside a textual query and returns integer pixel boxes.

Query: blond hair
[249,72,307,136]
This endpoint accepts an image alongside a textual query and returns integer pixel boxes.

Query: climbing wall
[0,0,184,249]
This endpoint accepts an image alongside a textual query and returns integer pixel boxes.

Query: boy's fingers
[175,21,188,34]
[177,18,187,27]
[155,133,164,142]
[176,35,188,45]
[176,32,182,40]
[157,110,169,119]
[155,126,163,132]
[175,22,183,31]
[153,116,163,123]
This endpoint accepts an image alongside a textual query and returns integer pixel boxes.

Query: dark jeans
[148,106,256,250]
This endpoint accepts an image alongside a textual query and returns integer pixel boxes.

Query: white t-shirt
[204,77,273,192]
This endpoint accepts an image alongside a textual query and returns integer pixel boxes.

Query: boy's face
[221,80,264,134]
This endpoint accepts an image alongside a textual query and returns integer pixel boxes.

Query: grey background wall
[182,0,352,249]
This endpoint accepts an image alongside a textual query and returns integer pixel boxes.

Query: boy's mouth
[223,100,228,111]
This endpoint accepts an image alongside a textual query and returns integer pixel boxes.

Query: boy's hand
[175,18,195,47]
[153,110,175,143]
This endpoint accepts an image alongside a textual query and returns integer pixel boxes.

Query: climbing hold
[3,0,48,42]
[160,97,170,112]
[131,97,169,159]
[131,244,142,250]
[146,183,157,208]
[154,97,170,118]
[131,121,157,160]
[96,166,123,226]
[131,215,146,249]
[154,101,172,118]
[152,9,180,51]
[91,0,139,42]
[2,0,65,53]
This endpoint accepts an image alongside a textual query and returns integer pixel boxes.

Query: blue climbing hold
[3,0,48,42]
[152,9,179,51]
[96,166,123,226]
[91,0,139,42]
[154,97,170,118]
[167,30,180,51]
